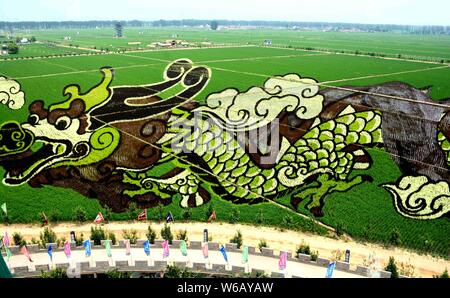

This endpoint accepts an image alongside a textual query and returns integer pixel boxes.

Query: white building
[0,44,8,55]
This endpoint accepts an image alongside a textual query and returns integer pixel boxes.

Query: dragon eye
[55,116,72,131]
[28,114,40,125]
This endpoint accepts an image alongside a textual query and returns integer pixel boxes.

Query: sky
[1,0,449,26]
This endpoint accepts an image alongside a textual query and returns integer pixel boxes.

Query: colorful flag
[47,245,53,262]
[137,209,147,221]
[4,246,12,261]
[64,241,71,258]
[1,203,6,216]
[3,231,10,247]
[42,212,48,226]
[94,212,104,224]
[208,210,216,223]
[326,262,337,278]
[220,245,228,263]
[202,243,209,259]
[166,212,174,223]
[83,240,91,257]
[125,239,131,256]
[242,246,249,264]
[279,251,287,270]
[0,250,11,278]
[20,245,33,262]
[105,240,112,258]
[143,240,150,256]
[162,240,170,258]
[180,240,188,257]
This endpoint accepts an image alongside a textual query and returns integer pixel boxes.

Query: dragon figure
[0,59,449,219]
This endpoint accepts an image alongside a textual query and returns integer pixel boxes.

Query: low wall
[6,239,386,278]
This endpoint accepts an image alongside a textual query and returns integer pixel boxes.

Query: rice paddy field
[1,27,449,258]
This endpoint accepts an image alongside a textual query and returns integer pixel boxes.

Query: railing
[3,239,394,278]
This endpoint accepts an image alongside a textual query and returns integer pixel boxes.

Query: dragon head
[2,67,119,185]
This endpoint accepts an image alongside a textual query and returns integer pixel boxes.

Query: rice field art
[1,56,449,217]
[1,41,450,258]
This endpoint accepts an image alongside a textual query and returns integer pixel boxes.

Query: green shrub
[434,269,449,278]
[385,257,399,278]
[182,208,192,220]
[335,222,346,237]
[389,229,402,246]
[229,207,240,223]
[40,268,68,278]
[176,229,188,241]
[103,206,112,222]
[230,230,243,249]
[146,225,157,244]
[256,209,264,224]
[106,269,131,278]
[12,232,26,247]
[48,210,62,223]
[90,226,106,245]
[161,224,173,244]
[73,206,87,223]
[75,233,84,246]
[164,265,204,278]
[56,237,66,248]
[282,214,294,228]
[127,202,139,220]
[108,232,117,245]
[310,250,319,262]
[296,241,311,255]
[258,239,268,251]
[40,227,57,247]
[122,229,138,244]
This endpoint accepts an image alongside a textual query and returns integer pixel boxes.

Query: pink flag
[3,231,10,247]
[279,251,287,270]
[64,241,72,258]
[20,246,33,262]
[162,240,170,258]
[202,243,209,259]
[125,239,131,256]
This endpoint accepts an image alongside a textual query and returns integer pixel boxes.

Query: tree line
[0,20,449,35]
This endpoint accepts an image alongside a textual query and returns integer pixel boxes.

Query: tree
[146,225,157,244]
[39,227,57,248]
[230,230,243,249]
[114,22,123,38]
[73,206,87,223]
[210,21,219,31]
[90,226,106,245]
[7,43,18,54]
[161,224,173,244]
[385,257,399,278]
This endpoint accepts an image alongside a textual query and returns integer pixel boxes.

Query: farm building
[263,39,273,45]
[0,44,8,55]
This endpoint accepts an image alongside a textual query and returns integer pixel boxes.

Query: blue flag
[83,240,91,257]
[47,245,53,262]
[326,262,336,278]
[144,240,151,256]
[166,212,174,223]
[220,246,228,263]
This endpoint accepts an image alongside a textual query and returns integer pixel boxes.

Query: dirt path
[1,221,448,277]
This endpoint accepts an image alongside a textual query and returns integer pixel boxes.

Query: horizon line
[1,19,449,28]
